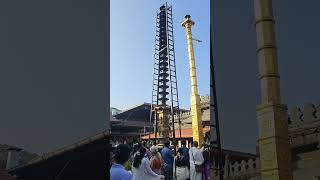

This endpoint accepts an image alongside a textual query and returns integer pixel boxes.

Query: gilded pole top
[182,15,195,27]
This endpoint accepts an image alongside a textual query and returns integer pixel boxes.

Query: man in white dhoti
[189,141,204,180]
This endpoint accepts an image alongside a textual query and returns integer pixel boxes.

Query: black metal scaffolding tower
[149,3,181,147]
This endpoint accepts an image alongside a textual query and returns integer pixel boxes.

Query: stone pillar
[182,15,204,146]
[254,0,293,179]
[157,106,171,141]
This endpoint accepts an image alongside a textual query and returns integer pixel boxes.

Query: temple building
[110,95,210,145]
[141,95,211,146]
[110,103,155,143]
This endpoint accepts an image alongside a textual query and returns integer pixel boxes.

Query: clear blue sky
[110,0,210,110]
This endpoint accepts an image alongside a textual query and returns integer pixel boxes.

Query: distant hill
[0,144,39,170]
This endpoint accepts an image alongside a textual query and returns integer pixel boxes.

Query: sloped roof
[114,103,189,120]
[9,130,109,173]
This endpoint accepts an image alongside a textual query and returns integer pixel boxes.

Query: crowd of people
[110,140,212,180]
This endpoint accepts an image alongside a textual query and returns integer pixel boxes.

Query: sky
[0,0,107,154]
[214,1,320,153]
[110,0,210,110]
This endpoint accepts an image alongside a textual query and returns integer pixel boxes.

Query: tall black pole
[210,29,224,179]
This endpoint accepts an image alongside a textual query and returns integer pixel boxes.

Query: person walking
[161,141,174,180]
[150,146,163,175]
[132,147,164,180]
[201,145,210,180]
[180,141,190,168]
[173,148,190,180]
[189,141,204,180]
[110,144,133,180]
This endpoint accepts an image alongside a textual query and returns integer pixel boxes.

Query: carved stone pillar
[254,0,293,179]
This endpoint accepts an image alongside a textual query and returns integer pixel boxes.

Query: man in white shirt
[189,141,204,180]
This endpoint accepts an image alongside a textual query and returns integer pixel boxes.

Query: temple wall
[173,95,210,129]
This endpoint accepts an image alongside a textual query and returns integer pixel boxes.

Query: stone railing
[225,158,260,178]
[288,103,320,129]
[211,157,260,180]
[173,111,191,120]
[288,103,320,148]
[200,95,210,104]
